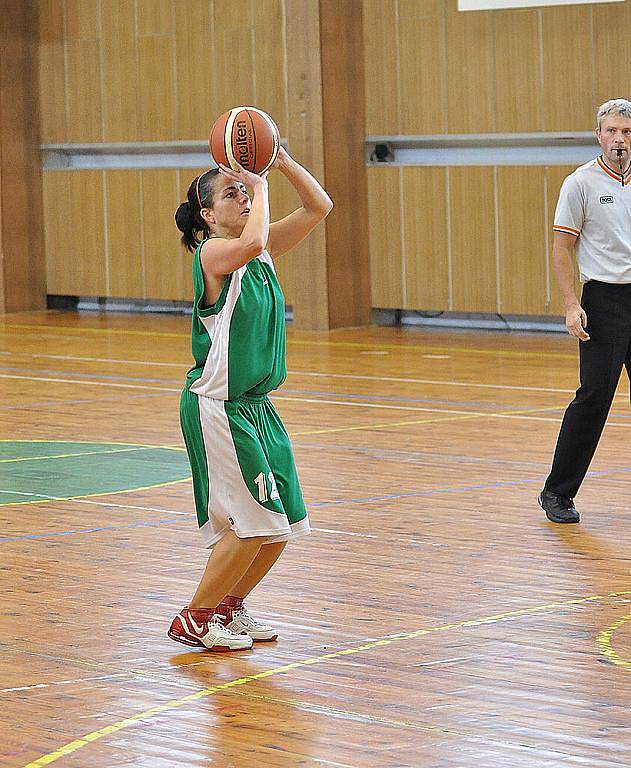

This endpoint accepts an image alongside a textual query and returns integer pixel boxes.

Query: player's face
[207,175,251,236]
[596,115,631,167]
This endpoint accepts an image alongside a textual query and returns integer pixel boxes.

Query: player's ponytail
[175,169,221,252]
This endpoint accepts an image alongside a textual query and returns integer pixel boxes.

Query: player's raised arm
[266,147,333,258]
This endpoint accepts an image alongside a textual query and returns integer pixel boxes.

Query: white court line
[312,527,378,539]
[2,349,626,397]
[0,373,536,415]
[0,488,191,515]
[0,351,184,368]
[0,373,178,392]
[1,674,125,694]
[2,372,631,427]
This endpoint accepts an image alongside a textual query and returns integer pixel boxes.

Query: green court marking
[0,440,191,506]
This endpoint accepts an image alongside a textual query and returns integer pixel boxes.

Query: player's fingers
[568,322,589,340]
[218,163,238,178]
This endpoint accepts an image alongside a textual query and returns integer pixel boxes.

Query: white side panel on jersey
[189,268,244,400]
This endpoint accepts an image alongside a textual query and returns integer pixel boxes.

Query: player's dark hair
[175,168,221,252]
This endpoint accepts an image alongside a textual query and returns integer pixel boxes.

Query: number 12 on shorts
[254,471,280,503]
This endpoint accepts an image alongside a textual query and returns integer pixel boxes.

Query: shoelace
[209,613,240,636]
[232,607,261,627]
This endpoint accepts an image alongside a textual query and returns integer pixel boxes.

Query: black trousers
[545,280,631,499]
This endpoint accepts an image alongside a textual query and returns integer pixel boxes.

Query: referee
[539,99,631,524]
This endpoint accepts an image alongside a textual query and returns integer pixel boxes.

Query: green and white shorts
[180,389,310,548]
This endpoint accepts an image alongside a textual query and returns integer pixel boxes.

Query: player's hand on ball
[271,146,291,170]
[218,163,268,189]
[566,304,590,341]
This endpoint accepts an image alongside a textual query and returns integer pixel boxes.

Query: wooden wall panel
[65,0,101,41]
[285,0,327,329]
[179,170,195,301]
[254,0,288,134]
[38,0,607,321]
[320,0,371,328]
[0,0,46,312]
[213,27,256,115]
[102,0,138,142]
[43,172,72,295]
[106,171,144,298]
[45,171,106,296]
[450,167,497,312]
[213,2,255,115]
[399,0,446,135]
[545,165,580,316]
[136,0,174,36]
[66,40,103,143]
[366,167,403,309]
[137,36,176,141]
[497,167,547,315]
[592,3,631,112]
[445,4,495,134]
[363,0,398,136]
[39,0,67,144]
[492,9,541,133]
[174,0,214,141]
[268,172,297,306]
[403,167,449,311]
[142,170,184,300]
[541,5,594,132]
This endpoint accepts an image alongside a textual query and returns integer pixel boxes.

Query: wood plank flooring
[0,310,630,768]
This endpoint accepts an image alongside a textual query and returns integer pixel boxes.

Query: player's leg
[168,530,266,651]
[230,541,287,599]
[218,541,287,642]
[190,529,266,609]
[217,398,309,642]
[173,391,289,650]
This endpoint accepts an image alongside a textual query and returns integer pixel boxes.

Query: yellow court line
[0,478,190,508]
[0,438,184,451]
[1,322,577,359]
[0,323,186,339]
[596,613,631,671]
[291,404,566,437]
[20,589,631,768]
[293,402,631,437]
[0,447,151,465]
[0,372,180,392]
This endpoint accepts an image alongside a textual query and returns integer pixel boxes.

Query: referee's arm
[552,231,590,341]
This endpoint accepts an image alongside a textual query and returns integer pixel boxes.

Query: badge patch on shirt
[600,195,614,204]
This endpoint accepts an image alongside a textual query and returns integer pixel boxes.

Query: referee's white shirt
[553,156,631,283]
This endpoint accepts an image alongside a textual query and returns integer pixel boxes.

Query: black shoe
[538,490,580,523]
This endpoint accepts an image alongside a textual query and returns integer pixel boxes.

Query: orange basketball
[209,106,280,174]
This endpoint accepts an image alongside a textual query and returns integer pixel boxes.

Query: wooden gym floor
[1,310,630,768]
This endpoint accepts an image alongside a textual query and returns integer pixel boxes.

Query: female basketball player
[170,147,332,650]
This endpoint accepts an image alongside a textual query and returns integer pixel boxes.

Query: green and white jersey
[185,241,287,400]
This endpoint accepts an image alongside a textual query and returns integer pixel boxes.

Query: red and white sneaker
[168,608,253,651]
[225,606,278,642]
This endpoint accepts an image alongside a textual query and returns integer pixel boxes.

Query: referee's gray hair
[596,99,631,128]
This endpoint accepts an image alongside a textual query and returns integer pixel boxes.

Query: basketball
[209,106,280,174]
